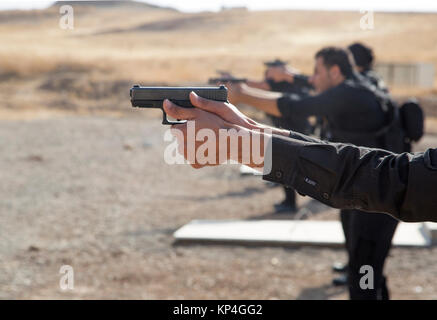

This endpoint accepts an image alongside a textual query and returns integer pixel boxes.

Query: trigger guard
[162,110,187,125]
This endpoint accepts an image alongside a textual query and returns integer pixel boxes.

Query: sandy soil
[1,113,436,300]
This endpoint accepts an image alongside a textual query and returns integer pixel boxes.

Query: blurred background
[1,0,437,299]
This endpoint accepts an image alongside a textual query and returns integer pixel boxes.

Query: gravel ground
[1,115,437,299]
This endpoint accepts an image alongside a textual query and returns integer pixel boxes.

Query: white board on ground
[173,220,431,247]
[424,222,437,244]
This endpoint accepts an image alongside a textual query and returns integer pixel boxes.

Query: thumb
[163,99,198,120]
[189,91,223,116]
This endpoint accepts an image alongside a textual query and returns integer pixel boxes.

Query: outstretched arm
[226,83,283,117]
[164,95,437,222]
[245,79,272,91]
[227,82,343,119]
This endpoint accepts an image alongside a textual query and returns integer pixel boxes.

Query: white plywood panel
[424,222,437,244]
[174,220,430,247]
[393,222,430,247]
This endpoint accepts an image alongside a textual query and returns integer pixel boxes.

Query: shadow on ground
[296,284,347,300]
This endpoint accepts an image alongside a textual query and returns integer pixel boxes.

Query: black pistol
[264,59,288,68]
[130,85,228,125]
[208,78,247,85]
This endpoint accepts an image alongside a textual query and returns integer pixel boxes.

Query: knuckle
[197,95,208,106]
[173,107,183,118]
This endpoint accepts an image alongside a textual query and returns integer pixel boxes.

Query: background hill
[1,5,437,80]
[0,3,436,118]
[51,0,177,10]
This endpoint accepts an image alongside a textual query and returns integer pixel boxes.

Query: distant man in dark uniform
[331,42,391,284]
[223,47,401,300]
[348,42,388,92]
[265,69,313,213]
[219,65,314,213]
[256,65,313,213]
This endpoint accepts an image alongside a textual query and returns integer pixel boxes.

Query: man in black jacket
[170,47,403,300]
[225,47,401,299]
[163,94,437,222]
[162,93,436,300]
[330,42,391,281]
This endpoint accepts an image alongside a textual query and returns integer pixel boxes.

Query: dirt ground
[1,112,437,300]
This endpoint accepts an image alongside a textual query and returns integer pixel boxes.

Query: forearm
[277,70,294,83]
[230,126,324,173]
[261,135,437,222]
[292,74,312,89]
[246,80,271,91]
[226,126,270,171]
[239,86,282,117]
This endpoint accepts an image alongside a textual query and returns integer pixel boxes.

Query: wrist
[271,127,291,137]
[250,122,289,137]
[225,126,269,168]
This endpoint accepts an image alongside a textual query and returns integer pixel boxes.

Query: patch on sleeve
[304,177,317,187]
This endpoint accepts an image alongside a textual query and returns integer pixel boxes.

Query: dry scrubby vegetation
[0,3,437,117]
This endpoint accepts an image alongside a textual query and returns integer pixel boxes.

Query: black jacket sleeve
[293,74,313,89]
[267,75,313,93]
[263,133,437,222]
[277,86,346,118]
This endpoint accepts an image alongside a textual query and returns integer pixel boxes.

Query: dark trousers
[283,186,297,208]
[340,209,398,300]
